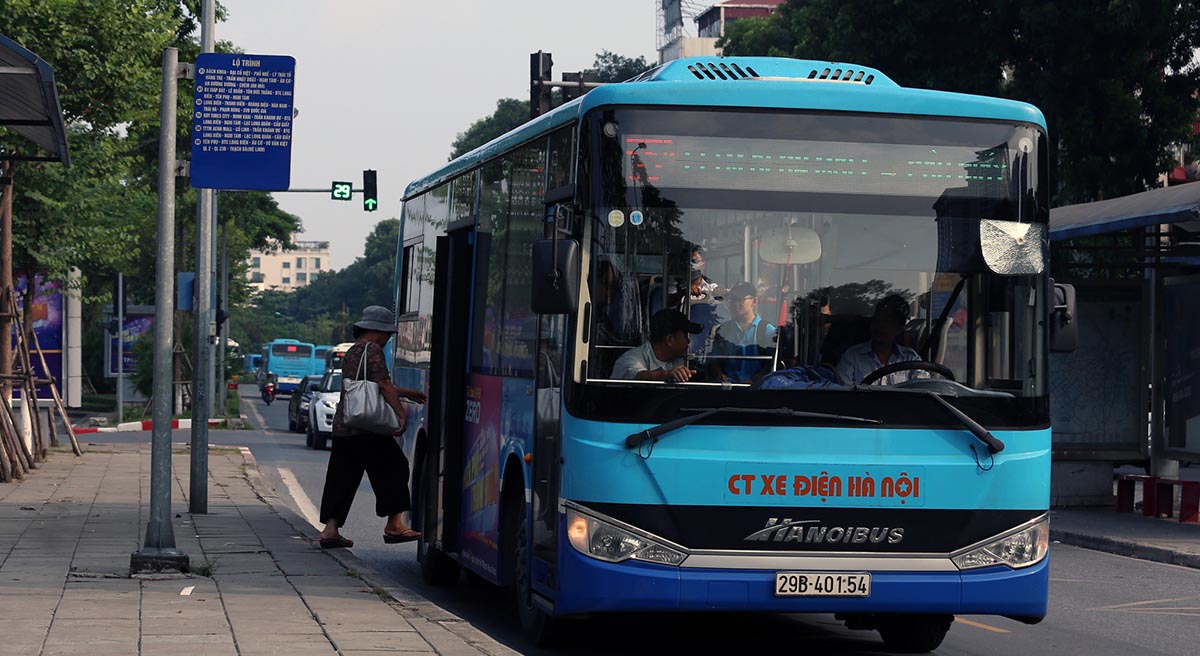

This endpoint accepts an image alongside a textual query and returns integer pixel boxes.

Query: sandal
[319,535,354,549]
[383,529,422,544]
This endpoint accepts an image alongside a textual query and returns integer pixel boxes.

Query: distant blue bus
[243,353,262,373]
[313,345,332,375]
[263,339,315,392]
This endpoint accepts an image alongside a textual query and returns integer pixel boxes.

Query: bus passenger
[612,309,701,382]
[318,306,429,550]
[713,282,776,383]
[836,295,928,385]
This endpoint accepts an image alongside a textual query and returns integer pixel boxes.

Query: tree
[586,50,652,83]
[720,0,1200,205]
[448,50,653,160]
[449,98,531,160]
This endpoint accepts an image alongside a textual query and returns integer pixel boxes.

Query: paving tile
[141,633,238,656]
[331,630,435,652]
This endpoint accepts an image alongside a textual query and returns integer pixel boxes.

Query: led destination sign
[624,135,1019,198]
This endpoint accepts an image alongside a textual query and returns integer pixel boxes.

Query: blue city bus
[392,57,1068,651]
[262,338,315,393]
[313,344,332,375]
[243,353,262,374]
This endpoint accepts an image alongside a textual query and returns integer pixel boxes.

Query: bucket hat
[353,305,397,334]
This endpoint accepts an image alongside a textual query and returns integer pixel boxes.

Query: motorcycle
[261,381,276,405]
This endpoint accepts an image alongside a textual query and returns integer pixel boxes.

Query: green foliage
[0,0,176,135]
[449,98,531,160]
[586,50,652,83]
[448,51,652,161]
[719,0,1200,205]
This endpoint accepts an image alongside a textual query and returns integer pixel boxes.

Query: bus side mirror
[1050,280,1077,353]
[531,238,580,314]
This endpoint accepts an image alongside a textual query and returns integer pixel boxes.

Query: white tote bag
[340,343,400,435]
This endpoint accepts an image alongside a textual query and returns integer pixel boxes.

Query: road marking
[245,393,270,432]
[279,466,322,530]
[954,617,1010,634]
[1089,595,1200,614]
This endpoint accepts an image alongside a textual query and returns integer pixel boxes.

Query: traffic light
[530,51,553,119]
[363,169,378,212]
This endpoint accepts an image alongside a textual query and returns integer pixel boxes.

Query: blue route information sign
[191,53,295,190]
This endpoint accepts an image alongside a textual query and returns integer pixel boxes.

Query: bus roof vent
[685,61,759,81]
[636,57,898,87]
[808,67,875,85]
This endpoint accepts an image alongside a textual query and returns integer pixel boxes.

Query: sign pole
[116,272,124,419]
[131,46,188,574]
[190,0,216,515]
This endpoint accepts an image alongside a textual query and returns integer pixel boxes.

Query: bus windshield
[583,108,1048,405]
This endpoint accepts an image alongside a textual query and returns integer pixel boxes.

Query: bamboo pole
[44,406,58,448]
[1,398,33,474]
[0,403,17,482]
[8,296,45,461]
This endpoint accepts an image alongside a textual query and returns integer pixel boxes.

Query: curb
[72,418,227,434]
[1050,528,1200,570]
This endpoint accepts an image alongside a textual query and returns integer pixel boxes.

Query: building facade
[658,1,784,64]
[246,240,330,292]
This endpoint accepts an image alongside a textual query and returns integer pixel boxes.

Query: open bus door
[416,222,473,584]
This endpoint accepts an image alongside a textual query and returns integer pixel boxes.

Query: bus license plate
[774,572,871,597]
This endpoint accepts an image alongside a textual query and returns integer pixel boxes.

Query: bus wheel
[416,449,460,586]
[876,615,952,653]
[509,495,558,646]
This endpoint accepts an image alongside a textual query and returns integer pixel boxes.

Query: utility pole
[190,0,216,515]
[130,46,189,574]
[217,222,228,417]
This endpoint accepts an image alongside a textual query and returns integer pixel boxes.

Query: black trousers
[318,433,411,528]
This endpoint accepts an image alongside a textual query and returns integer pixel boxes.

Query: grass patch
[191,562,215,577]
[80,394,116,412]
[345,568,361,579]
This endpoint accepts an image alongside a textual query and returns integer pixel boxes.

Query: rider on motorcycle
[261,372,278,403]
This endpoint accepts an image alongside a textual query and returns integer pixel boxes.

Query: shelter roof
[0,32,69,164]
[1049,183,1200,241]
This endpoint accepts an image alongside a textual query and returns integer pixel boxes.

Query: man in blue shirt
[713,282,776,383]
[836,294,927,385]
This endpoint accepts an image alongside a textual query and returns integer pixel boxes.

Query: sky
[219,0,658,269]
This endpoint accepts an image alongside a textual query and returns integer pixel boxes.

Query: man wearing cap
[836,294,928,385]
[612,309,701,382]
[713,281,777,383]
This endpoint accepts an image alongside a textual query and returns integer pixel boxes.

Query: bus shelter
[1049,183,1200,503]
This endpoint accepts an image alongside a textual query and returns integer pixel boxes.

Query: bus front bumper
[554,539,1048,619]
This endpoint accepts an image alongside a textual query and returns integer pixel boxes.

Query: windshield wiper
[624,406,881,451]
[854,385,1006,454]
[920,391,1006,454]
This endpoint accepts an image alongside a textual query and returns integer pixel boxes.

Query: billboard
[105,307,155,377]
[11,274,64,400]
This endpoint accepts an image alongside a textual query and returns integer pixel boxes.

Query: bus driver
[612,309,702,382]
[836,294,928,385]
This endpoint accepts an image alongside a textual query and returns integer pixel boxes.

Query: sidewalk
[1051,508,1200,569]
[0,443,518,656]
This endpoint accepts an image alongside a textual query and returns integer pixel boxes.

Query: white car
[306,370,340,450]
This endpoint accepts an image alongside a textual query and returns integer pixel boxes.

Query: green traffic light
[364,198,378,210]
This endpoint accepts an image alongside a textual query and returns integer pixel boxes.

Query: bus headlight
[566,508,686,566]
[952,516,1049,570]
